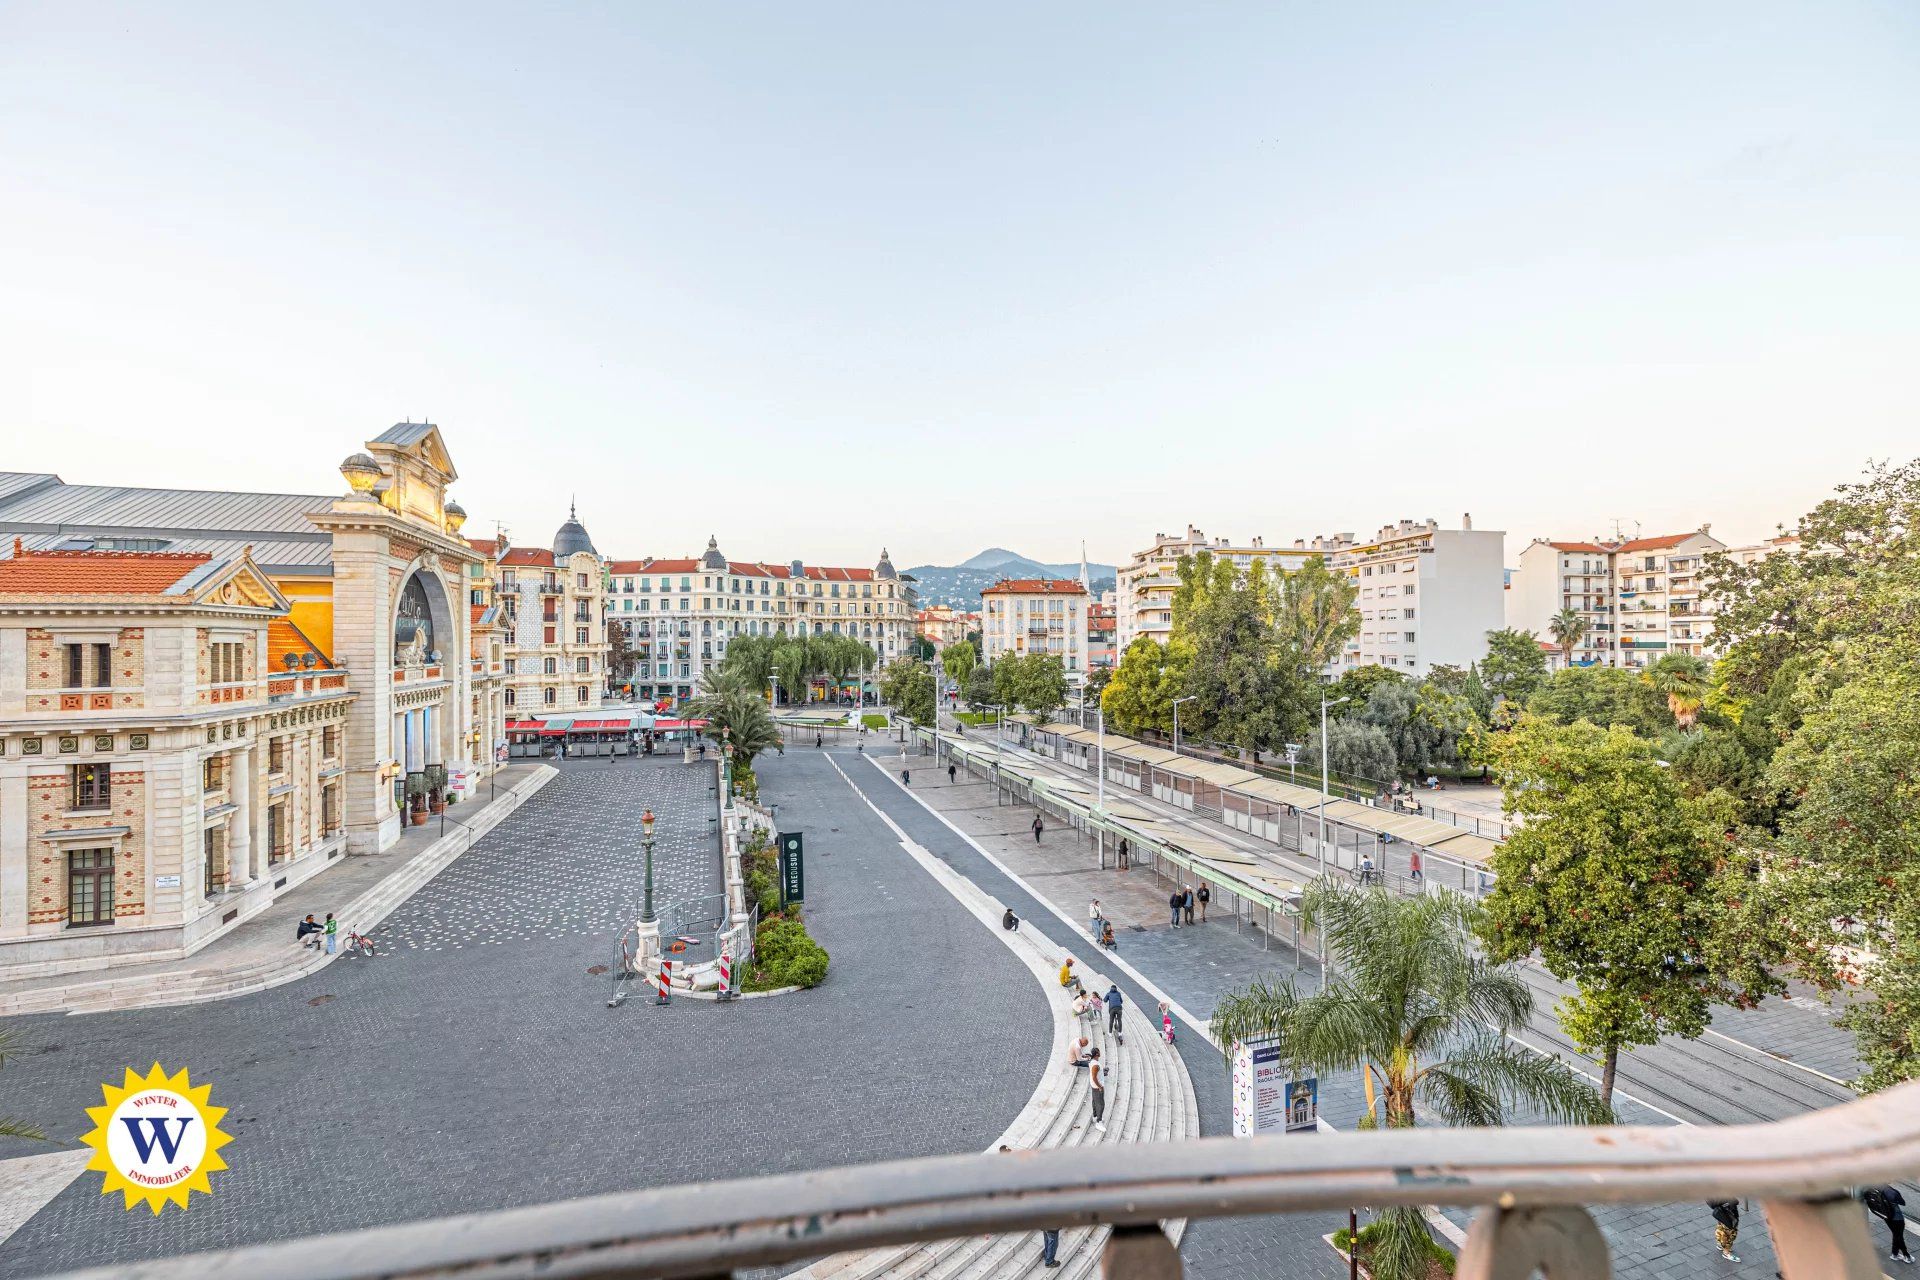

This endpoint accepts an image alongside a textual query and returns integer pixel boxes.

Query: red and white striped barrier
[657,958,672,1005]
[718,951,734,1000]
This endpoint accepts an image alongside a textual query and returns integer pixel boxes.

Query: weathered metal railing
[72,1082,1920,1280]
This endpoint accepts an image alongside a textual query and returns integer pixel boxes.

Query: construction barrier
[657,958,672,1005]
[718,951,734,1000]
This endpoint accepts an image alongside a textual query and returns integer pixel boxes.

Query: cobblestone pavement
[0,751,1049,1277]
[876,743,1898,1280]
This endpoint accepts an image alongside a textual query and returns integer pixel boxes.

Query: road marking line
[1702,1027,1854,1089]
[0,1149,90,1248]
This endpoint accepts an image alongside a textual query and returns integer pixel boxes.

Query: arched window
[505,689,516,707]
[394,574,436,658]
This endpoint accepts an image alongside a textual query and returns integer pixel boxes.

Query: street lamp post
[1095,703,1108,869]
[1172,695,1197,755]
[1316,696,1350,881]
[636,807,661,972]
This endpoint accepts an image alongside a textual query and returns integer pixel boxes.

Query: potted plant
[404,772,430,825]
[425,764,449,815]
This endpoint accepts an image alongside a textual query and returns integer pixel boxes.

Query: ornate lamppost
[636,807,660,967]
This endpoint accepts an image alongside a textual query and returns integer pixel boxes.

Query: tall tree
[1100,637,1190,737]
[1306,717,1398,785]
[1480,628,1549,710]
[1327,664,1406,712]
[939,640,978,697]
[881,656,935,726]
[1525,665,1672,738]
[1478,715,1778,1104]
[606,624,638,688]
[1181,568,1296,750]
[1274,558,1361,673]
[1547,608,1588,671]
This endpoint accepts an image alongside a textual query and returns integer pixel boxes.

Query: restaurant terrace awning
[1112,742,1181,767]
[1428,831,1502,864]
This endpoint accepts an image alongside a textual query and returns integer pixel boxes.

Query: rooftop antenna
[1608,517,1627,541]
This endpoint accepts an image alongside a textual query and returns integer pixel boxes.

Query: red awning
[652,719,709,731]
[569,718,628,731]
[538,726,571,737]
[506,720,542,732]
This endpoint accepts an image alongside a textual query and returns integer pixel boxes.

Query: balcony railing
[80,1082,1920,1280]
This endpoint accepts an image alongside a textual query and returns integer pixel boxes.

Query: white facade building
[1506,527,1728,669]
[1324,518,1506,677]
[1114,527,1315,652]
[981,579,1090,679]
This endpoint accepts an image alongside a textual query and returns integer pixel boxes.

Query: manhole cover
[308,994,336,1006]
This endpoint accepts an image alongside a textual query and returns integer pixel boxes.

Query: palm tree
[1644,653,1710,730]
[1212,883,1608,1280]
[685,682,781,770]
[1547,608,1587,671]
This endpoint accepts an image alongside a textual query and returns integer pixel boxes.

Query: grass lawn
[951,711,999,726]
[861,713,889,729]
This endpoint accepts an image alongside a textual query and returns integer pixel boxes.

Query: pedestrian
[1168,888,1183,928]
[1196,883,1210,922]
[556,740,567,761]
[1041,1224,1059,1269]
[1117,837,1129,870]
[1160,1000,1176,1044]
[816,733,823,749]
[948,762,957,784]
[1708,1200,1741,1263]
[902,768,911,786]
[1087,1048,1107,1133]
[1088,898,1102,932]
[1104,983,1124,1037]
[323,911,338,955]
[1864,1186,1913,1264]
[1182,885,1195,925]
[1410,848,1423,882]
[1032,815,1044,843]
[1059,957,1081,995]
[296,913,322,950]
[698,741,706,761]
[1099,919,1117,950]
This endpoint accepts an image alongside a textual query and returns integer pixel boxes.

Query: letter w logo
[119,1117,194,1165]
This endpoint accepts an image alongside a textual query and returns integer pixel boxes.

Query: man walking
[1088,898,1102,932]
[323,912,338,955]
[902,768,911,786]
[1117,838,1129,870]
[1087,1048,1107,1133]
[1708,1200,1741,1263]
[1032,815,1044,843]
[815,733,823,749]
[1182,885,1195,926]
[1168,888,1183,928]
[1864,1186,1913,1264]
[948,762,957,785]
[1196,883,1210,922]
[1104,983,1124,1037]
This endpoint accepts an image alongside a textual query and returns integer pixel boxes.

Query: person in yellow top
[1059,957,1082,995]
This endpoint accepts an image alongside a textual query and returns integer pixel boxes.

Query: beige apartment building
[1507,526,1728,669]
[981,579,1090,679]
[605,541,915,703]
[1114,527,1315,651]
[915,605,977,649]
[469,508,610,717]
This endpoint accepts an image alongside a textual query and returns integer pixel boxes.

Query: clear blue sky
[3,3,1916,567]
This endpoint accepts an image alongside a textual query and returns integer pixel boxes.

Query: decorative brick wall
[114,627,144,709]
[24,769,147,925]
[22,627,144,711]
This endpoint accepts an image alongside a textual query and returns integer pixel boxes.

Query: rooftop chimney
[1462,513,1472,530]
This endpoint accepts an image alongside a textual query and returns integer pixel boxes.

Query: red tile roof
[0,543,213,596]
[605,559,652,574]
[803,566,873,581]
[1618,533,1696,552]
[1548,541,1606,553]
[267,618,333,669]
[466,537,502,557]
[981,578,1088,596]
[498,547,556,567]
[640,558,699,573]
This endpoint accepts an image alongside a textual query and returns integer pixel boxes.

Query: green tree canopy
[1479,714,1778,1103]
[1274,557,1361,673]
[939,640,978,696]
[880,656,935,726]
[1525,665,1671,737]
[1327,664,1406,712]
[1100,637,1191,737]
[1306,717,1397,786]
[1480,628,1549,709]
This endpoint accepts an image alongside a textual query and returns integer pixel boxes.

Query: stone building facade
[0,422,495,972]
[468,509,611,717]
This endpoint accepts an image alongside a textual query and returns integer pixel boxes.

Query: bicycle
[1349,865,1385,888]
[343,929,378,957]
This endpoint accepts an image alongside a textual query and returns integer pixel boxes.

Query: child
[1160,1001,1176,1045]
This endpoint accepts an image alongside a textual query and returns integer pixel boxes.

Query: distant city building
[1506,526,1730,669]
[1318,516,1506,677]
[915,604,976,649]
[1088,599,1116,669]
[468,504,611,717]
[1114,527,1316,651]
[981,579,1090,678]
[604,541,915,704]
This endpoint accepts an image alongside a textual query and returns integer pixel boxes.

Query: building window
[576,656,590,674]
[203,755,224,794]
[203,829,221,897]
[544,626,556,645]
[504,658,517,675]
[71,762,111,810]
[543,688,557,706]
[68,849,116,926]
[322,784,340,834]
[269,803,288,864]
[66,642,112,688]
[505,688,517,707]
[576,627,589,644]
[323,726,338,758]
[544,657,557,675]
[577,573,589,590]
[269,737,288,775]
[576,686,588,704]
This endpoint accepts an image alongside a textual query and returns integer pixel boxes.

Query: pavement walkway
[0,764,555,1017]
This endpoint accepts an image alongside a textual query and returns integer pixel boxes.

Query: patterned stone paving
[376,756,722,953]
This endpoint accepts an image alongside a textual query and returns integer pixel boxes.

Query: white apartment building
[981,579,1090,679]
[1506,526,1727,669]
[1324,517,1506,677]
[1114,527,1316,651]
[605,540,914,704]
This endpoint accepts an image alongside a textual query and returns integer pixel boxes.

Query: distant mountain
[907,549,1119,610]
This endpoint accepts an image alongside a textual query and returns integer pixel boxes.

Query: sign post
[1231,1040,1316,1136]
[778,831,804,906]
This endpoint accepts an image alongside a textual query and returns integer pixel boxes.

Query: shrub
[741,913,830,991]
[1332,1213,1455,1280]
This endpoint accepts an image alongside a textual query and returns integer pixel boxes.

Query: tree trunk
[1600,1044,1618,1108]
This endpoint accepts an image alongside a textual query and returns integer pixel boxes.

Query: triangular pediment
[369,422,458,484]
[190,555,291,614]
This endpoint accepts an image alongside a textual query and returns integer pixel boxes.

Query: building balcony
[126,1081,1918,1280]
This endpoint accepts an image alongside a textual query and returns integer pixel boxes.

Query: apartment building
[1114,527,1316,651]
[605,540,915,704]
[915,605,977,649]
[981,579,1090,678]
[470,507,611,716]
[1323,517,1506,677]
[1088,598,1117,669]
[1506,526,1727,669]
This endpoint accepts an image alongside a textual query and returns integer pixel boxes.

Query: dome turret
[553,501,597,558]
[701,535,727,571]
[875,548,898,580]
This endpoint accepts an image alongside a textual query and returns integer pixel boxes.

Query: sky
[2,3,1916,569]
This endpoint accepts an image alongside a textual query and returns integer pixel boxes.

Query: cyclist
[1359,852,1379,885]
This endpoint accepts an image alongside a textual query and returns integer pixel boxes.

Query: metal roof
[0,530,331,573]
[0,473,61,503]
[0,476,337,575]
[370,422,436,447]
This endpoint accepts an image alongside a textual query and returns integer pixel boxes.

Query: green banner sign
[778,831,804,905]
